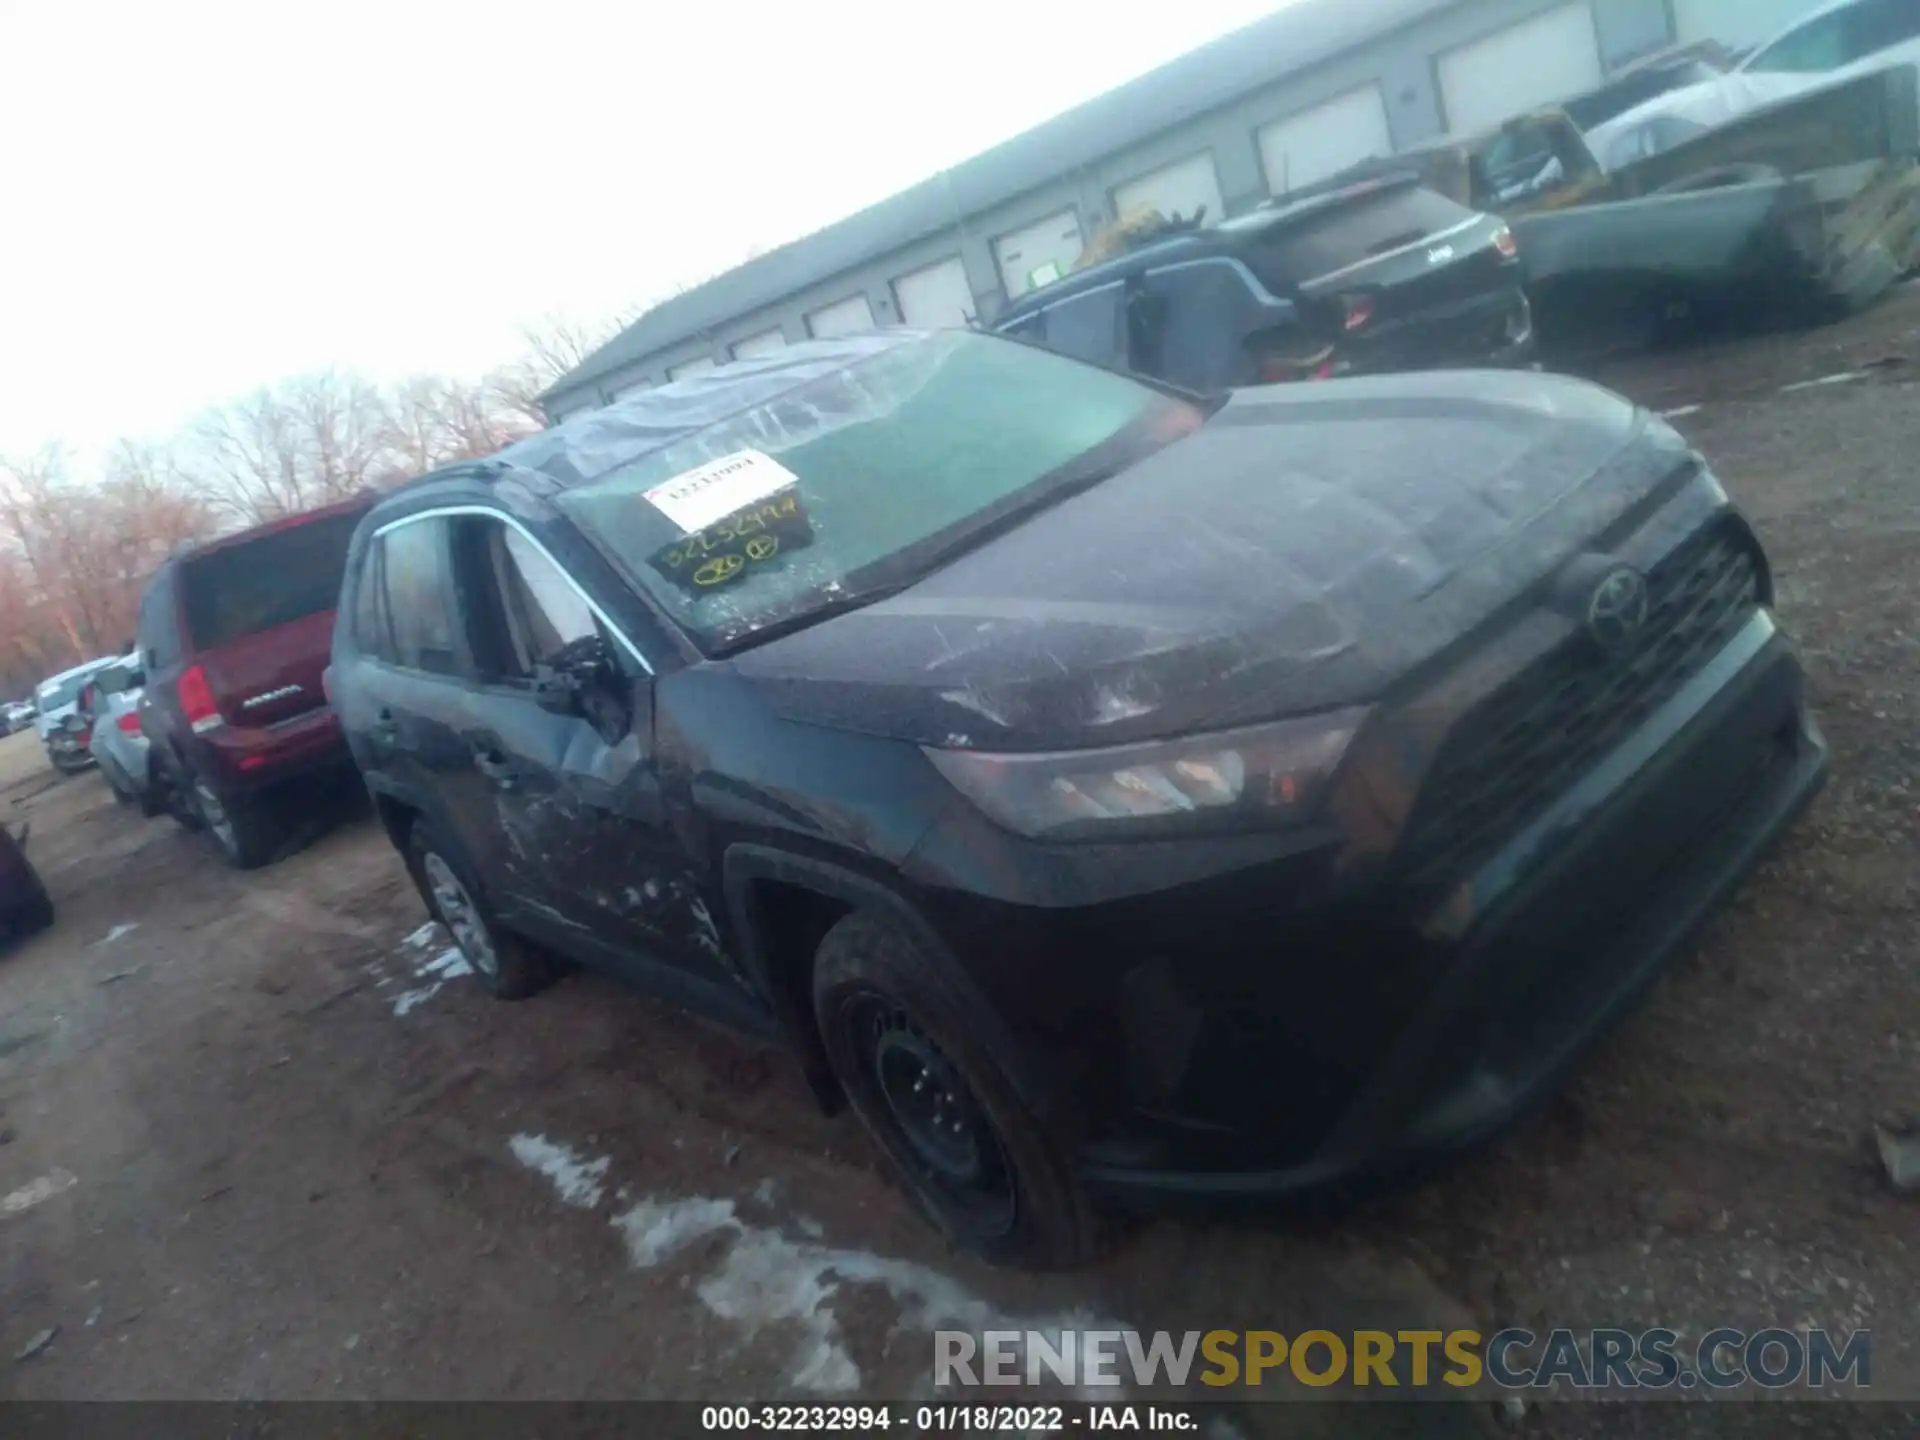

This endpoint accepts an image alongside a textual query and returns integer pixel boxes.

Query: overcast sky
[0,0,1287,464]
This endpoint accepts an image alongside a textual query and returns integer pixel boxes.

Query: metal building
[542,0,1826,416]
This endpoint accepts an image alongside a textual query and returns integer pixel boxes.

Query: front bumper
[1081,612,1826,1203]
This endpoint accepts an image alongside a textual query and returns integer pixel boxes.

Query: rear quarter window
[180,511,361,651]
[1249,186,1477,289]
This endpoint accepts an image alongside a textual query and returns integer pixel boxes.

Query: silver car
[81,655,161,814]
[37,656,122,774]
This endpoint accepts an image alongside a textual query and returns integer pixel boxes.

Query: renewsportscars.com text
[934,1327,1871,1392]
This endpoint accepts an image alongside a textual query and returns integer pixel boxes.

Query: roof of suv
[166,491,378,570]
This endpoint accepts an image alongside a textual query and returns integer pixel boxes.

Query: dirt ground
[6,291,1920,1434]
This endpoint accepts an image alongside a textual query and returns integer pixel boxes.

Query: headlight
[923,708,1368,841]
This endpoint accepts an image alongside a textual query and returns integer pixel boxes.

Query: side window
[473,523,601,682]
[1747,8,1861,71]
[1039,284,1127,369]
[351,538,394,661]
[1859,0,1920,49]
[139,573,179,671]
[1137,262,1264,391]
[379,520,462,676]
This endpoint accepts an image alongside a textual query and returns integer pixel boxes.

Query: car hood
[730,370,1696,750]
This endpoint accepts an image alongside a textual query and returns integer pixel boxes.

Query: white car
[1585,0,1920,169]
[35,656,123,774]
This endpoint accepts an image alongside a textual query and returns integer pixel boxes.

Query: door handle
[371,707,400,743]
[471,742,517,789]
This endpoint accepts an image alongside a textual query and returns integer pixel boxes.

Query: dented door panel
[474,681,733,989]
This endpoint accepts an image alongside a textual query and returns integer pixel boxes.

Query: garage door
[1256,86,1393,196]
[667,356,717,381]
[892,256,976,329]
[1672,0,1824,49]
[993,209,1084,299]
[1112,152,1225,225]
[806,294,875,339]
[730,327,788,360]
[1438,4,1603,135]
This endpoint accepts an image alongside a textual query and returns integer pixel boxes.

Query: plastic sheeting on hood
[499,331,919,489]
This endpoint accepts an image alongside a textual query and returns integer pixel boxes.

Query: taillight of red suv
[179,664,223,735]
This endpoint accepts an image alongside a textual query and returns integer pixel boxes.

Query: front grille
[1398,523,1763,889]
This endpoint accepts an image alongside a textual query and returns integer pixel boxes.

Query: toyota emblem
[1585,567,1649,651]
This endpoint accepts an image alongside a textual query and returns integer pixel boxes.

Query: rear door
[346,517,495,882]
[176,507,364,727]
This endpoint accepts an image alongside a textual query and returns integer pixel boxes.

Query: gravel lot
[3,293,1920,1434]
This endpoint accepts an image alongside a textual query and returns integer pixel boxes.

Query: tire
[403,817,554,1000]
[3,879,54,943]
[189,773,281,870]
[811,909,1108,1269]
[103,757,136,806]
[136,766,166,819]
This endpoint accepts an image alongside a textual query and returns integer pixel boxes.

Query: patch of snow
[1780,371,1864,394]
[391,986,441,1017]
[2,1169,77,1218]
[615,1194,739,1265]
[388,933,475,1016]
[421,947,472,979]
[509,1134,611,1209]
[95,923,138,948]
[612,1194,1112,1395]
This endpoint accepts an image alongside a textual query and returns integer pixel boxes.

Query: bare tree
[189,370,395,523]
[0,445,216,674]
[383,374,537,479]
[489,308,639,426]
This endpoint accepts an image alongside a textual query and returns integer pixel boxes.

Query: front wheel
[812,909,1108,1269]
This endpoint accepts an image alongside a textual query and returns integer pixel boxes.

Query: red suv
[135,494,374,868]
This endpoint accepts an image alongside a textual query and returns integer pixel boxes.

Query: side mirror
[530,665,584,717]
[532,633,630,742]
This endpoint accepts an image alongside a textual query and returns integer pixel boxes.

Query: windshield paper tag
[643,449,800,534]
[648,488,815,594]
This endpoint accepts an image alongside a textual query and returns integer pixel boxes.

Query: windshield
[181,511,361,650]
[1247,185,1476,288]
[556,332,1195,651]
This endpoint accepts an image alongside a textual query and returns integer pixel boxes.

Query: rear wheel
[102,757,136,806]
[191,776,281,870]
[812,910,1107,1269]
[404,819,553,1000]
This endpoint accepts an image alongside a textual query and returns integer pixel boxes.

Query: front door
[448,516,735,991]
